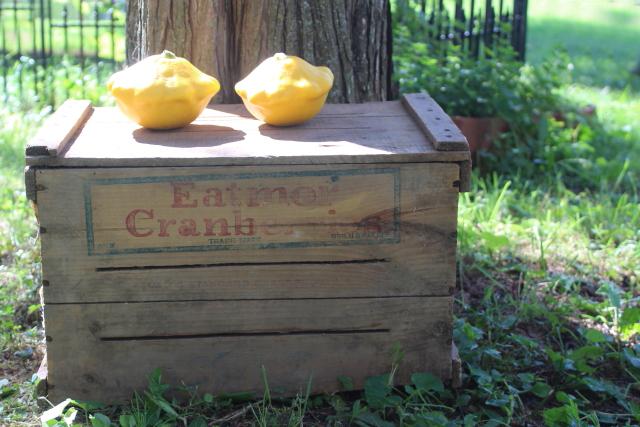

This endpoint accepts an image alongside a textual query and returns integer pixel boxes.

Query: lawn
[528,0,640,147]
[1,1,639,426]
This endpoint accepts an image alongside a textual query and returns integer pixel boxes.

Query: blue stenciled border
[84,168,401,256]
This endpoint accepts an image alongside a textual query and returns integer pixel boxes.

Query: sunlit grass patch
[528,0,640,92]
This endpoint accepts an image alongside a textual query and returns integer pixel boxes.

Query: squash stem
[161,50,177,59]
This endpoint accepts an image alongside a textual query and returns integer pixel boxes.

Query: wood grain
[25,100,93,156]
[458,159,472,192]
[25,101,471,168]
[44,296,452,403]
[31,96,467,402]
[24,167,37,202]
[402,93,469,152]
[42,260,455,304]
[35,163,459,302]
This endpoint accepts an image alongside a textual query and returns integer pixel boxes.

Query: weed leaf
[531,382,553,398]
[188,417,207,427]
[118,414,135,427]
[338,375,355,391]
[144,391,178,418]
[620,307,640,340]
[40,398,73,423]
[543,403,579,427]
[583,329,607,343]
[356,411,395,427]
[411,372,444,394]
[364,375,391,410]
[623,348,640,368]
[90,413,112,427]
[479,231,510,251]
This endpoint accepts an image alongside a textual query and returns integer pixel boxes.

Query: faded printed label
[84,168,400,255]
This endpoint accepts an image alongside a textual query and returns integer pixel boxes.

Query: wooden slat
[64,259,452,302]
[402,93,469,152]
[44,296,453,403]
[25,100,93,157]
[43,258,455,304]
[25,151,470,168]
[35,163,459,303]
[459,159,472,192]
[26,100,471,167]
[24,166,37,202]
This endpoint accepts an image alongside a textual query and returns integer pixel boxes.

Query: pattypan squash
[107,50,220,130]
[235,53,334,126]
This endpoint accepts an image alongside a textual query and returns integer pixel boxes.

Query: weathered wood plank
[32,95,465,403]
[458,159,472,192]
[26,100,471,167]
[25,100,93,157]
[44,296,453,403]
[25,152,470,168]
[42,259,455,304]
[36,163,459,302]
[24,167,37,202]
[402,93,469,152]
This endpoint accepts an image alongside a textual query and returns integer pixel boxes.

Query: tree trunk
[126,0,395,103]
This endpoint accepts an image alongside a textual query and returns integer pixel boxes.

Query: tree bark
[127,0,395,103]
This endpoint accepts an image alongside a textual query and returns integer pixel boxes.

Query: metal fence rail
[397,0,528,60]
[0,0,125,106]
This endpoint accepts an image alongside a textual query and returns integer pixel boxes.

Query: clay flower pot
[452,116,508,153]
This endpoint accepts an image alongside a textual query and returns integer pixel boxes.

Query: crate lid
[26,93,470,187]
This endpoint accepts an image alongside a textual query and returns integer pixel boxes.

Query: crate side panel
[44,296,452,403]
[43,260,455,303]
[37,163,459,302]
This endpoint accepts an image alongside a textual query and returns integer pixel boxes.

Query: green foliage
[395,43,568,124]
[393,1,640,195]
[0,62,113,426]
[528,0,640,92]
[1,2,639,425]
[393,0,569,121]
[0,58,115,112]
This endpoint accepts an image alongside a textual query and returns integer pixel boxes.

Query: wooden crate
[26,93,469,403]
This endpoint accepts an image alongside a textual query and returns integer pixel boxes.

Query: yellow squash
[107,50,220,130]
[235,53,334,126]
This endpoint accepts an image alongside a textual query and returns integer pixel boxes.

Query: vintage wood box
[25,93,470,403]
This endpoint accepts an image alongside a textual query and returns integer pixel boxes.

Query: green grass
[0,105,43,427]
[528,0,640,169]
[0,69,111,426]
[1,1,640,426]
[528,0,640,91]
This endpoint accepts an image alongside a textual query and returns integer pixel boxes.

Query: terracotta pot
[452,116,508,153]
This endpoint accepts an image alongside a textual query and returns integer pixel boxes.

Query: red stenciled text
[124,181,348,238]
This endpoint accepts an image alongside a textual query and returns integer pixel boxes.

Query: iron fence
[0,0,125,106]
[396,0,528,60]
[0,0,527,107]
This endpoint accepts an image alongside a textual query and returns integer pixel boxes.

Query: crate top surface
[26,93,469,168]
